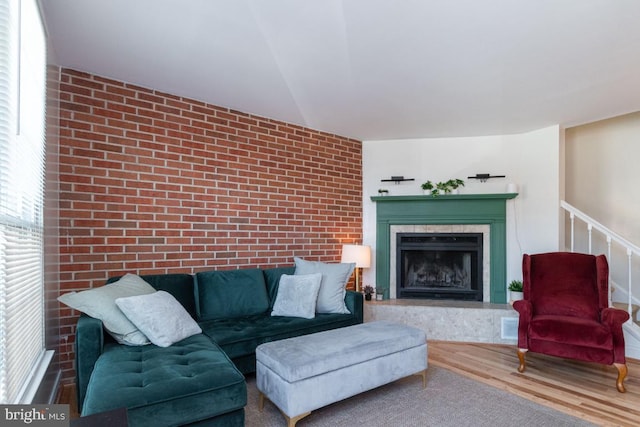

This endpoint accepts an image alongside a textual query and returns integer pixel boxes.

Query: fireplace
[396,233,483,301]
[373,194,516,303]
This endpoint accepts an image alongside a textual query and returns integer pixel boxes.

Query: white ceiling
[39,0,640,141]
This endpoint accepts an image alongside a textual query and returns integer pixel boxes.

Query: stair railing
[561,200,639,322]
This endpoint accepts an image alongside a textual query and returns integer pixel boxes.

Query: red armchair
[513,252,630,392]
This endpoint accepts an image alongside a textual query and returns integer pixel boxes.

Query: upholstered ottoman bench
[256,321,427,426]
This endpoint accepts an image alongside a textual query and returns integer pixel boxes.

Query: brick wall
[56,68,363,383]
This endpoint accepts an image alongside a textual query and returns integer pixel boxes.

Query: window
[0,0,49,404]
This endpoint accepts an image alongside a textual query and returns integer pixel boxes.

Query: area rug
[244,365,595,426]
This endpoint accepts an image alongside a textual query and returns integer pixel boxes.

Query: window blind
[0,0,47,404]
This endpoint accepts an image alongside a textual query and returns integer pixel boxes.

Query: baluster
[607,236,612,306]
[570,212,575,252]
[588,223,593,254]
[627,249,633,321]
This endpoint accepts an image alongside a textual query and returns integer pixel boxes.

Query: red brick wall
[56,68,363,383]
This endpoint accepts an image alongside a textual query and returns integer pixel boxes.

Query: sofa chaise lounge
[73,266,363,426]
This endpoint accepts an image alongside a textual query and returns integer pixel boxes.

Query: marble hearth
[364,299,518,344]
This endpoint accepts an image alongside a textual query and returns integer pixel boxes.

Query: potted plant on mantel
[446,178,465,194]
[508,280,523,304]
[421,178,465,196]
[420,181,434,195]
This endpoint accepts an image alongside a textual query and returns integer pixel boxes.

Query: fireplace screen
[397,233,483,300]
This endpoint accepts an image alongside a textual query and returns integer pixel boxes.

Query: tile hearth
[364,298,518,345]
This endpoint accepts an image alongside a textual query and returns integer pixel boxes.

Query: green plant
[422,178,465,196]
[508,280,523,292]
[436,181,449,193]
[420,181,434,191]
[447,178,465,190]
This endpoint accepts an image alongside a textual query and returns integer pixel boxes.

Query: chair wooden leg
[614,363,627,393]
[517,348,527,373]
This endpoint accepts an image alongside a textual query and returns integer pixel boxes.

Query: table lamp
[340,244,371,292]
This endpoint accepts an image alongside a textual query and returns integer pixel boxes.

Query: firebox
[396,233,483,300]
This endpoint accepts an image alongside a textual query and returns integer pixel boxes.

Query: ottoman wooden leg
[258,391,310,427]
[416,369,427,388]
[286,411,311,427]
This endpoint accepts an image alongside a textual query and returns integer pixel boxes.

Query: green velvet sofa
[75,266,363,426]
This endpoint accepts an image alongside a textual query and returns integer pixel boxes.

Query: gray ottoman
[256,321,427,426]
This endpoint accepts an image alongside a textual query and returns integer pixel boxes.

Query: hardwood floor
[57,383,79,419]
[429,341,640,427]
[59,341,639,426]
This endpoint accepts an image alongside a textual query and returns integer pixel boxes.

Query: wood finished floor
[429,341,640,427]
[58,341,640,426]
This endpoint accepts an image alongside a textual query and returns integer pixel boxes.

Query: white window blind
[0,0,47,404]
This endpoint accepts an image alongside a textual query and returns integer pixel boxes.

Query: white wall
[565,112,640,243]
[565,112,640,304]
[362,125,562,291]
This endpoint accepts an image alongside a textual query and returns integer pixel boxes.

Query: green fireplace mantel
[371,193,518,303]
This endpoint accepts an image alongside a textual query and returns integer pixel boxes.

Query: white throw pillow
[271,273,322,319]
[57,273,156,345]
[293,257,354,314]
[116,291,202,347]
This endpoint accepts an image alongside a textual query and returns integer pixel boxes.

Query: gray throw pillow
[271,274,322,319]
[116,291,202,347]
[57,273,155,345]
[294,257,354,314]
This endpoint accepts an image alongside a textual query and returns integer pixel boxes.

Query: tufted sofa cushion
[82,334,246,426]
[262,266,296,309]
[196,269,270,321]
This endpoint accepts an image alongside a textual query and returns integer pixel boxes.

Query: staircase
[561,201,640,359]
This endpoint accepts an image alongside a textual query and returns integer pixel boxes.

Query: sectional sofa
[70,265,364,426]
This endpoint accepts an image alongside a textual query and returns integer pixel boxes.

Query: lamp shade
[340,244,371,268]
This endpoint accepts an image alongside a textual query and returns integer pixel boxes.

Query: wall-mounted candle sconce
[381,176,415,184]
[467,173,506,183]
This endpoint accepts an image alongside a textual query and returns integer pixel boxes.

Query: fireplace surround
[390,224,490,301]
[397,232,483,301]
[371,193,517,303]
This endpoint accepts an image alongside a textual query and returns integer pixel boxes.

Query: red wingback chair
[513,252,630,392]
